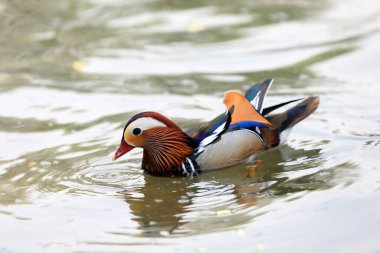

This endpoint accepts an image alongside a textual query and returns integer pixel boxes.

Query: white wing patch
[250,79,273,113]
[196,119,229,155]
[251,90,261,110]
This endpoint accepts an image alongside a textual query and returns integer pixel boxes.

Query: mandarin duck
[113,79,319,177]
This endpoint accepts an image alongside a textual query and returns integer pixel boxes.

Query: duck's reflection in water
[122,176,194,235]
[121,160,268,236]
[121,145,323,236]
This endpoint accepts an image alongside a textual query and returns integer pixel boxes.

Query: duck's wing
[186,107,233,149]
[244,79,273,113]
[187,79,273,140]
[245,79,305,116]
[224,90,271,128]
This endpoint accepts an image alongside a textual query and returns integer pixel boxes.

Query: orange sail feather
[223,91,272,127]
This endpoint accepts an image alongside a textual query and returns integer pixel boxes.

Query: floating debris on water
[187,22,205,33]
[256,244,265,251]
[216,209,232,216]
[236,228,245,236]
[72,60,86,71]
[28,162,38,168]
[159,231,170,237]
[198,247,208,252]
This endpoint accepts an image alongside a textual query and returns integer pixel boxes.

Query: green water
[1,0,380,252]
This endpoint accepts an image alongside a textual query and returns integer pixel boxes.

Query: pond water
[1,0,380,252]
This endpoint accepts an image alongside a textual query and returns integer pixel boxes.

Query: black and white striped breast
[180,156,201,177]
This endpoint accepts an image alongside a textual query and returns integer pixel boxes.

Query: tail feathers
[262,98,302,116]
[261,96,319,148]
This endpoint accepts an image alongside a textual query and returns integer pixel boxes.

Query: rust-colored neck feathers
[141,126,193,176]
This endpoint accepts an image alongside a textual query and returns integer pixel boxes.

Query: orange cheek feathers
[124,132,144,147]
[223,91,272,127]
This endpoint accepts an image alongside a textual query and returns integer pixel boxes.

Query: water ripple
[1,0,380,252]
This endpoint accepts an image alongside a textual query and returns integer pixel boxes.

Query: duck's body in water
[113,79,319,177]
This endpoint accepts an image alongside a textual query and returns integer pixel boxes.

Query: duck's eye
[132,127,142,136]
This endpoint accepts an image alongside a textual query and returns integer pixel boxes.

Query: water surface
[1,0,380,252]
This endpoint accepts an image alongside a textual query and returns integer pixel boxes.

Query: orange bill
[223,91,272,126]
[113,140,134,161]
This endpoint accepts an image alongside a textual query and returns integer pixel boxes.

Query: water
[1,0,380,252]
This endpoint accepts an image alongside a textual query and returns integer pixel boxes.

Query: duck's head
[113,112,195,175]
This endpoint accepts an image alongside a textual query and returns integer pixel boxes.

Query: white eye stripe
[126,117,166,135]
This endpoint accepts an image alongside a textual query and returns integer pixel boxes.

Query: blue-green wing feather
[244,79,273,113]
